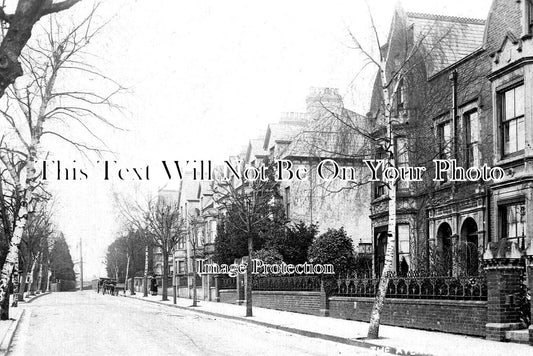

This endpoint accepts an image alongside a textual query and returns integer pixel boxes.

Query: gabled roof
[178,172,200,203]
[246,138,268,163]
[406,12,485,76]
[263,120,308,151]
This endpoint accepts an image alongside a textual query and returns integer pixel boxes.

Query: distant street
[8,292,380,356]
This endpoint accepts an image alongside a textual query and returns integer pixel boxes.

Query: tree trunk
[245,236,253,317]
[161,250,168,301]
[367,96,397,339]
[36,261,43,294]
[367,189,396,338]
[0,201,30,306]
[124,253,130,293]
[129,253,135,295]
[0,276,11,320]
[11,260,19,307]
[0,130,40,307]
[40,241,50,293]
[172,250,176,304]
[28,252,40,296]
[143,245,149,297]
[0,0,82,98]
[18,258,30,302]
[192,249,197,307]
[42,266,50,293]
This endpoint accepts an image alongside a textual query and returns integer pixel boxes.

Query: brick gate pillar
[526,251,533,346]
[484,257,524,341]
[319,280,329,317]
[214,275,220,302]
[236,272,245,305]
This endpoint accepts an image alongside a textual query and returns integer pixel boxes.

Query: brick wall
[252,291,322,316]
[329,296,487,337]
[220,289,487,336]
[219,289,237,304]
[218,289,322,315]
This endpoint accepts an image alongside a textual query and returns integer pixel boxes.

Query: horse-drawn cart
[97,278,124,296]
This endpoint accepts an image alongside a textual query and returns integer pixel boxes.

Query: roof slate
[264,120,308,150]
[406,12,485,76]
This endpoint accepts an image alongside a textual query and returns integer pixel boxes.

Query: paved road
[9,291,382,356]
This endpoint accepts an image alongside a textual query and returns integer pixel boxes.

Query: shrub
[275,222,318,265]
[308,227,355,277]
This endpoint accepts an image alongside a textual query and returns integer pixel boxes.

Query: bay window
[500,84,525,156]
[500,202,526,248]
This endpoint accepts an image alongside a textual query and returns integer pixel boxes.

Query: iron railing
[218,275,321,291]
[218,276,236,290]
[333,272,487,301]
[252,275,321,291]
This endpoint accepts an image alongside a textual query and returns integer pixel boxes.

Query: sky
[33,0,494,279]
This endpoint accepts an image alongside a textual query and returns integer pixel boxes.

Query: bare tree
[17,202,53,301]
[143,199,186,301]
[213,160,281,317]
[0,7,122,313]
[105,227,148,295]
[113,193,152,298]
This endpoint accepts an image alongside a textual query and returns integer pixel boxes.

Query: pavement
[0,292,49,355]
[6,291,383,355]
[120,291,533,356]
[0,308,22,356]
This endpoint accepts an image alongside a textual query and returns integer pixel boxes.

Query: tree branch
[40,0,82,17]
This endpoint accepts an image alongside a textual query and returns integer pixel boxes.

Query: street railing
[217,275,322,291]
[252,275,321,291]
[332,272,487,301]
[218,276,236,290]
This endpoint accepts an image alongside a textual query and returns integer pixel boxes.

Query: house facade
[369,1,532,277]
[260,88,373,245]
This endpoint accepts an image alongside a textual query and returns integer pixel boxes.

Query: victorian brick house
[369,1,532,277]
[260,88,373,243]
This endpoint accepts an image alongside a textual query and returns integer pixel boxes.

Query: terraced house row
[145,0,533,344]
[369,0,532,278]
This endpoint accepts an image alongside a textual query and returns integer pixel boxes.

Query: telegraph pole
[79,238,84,291]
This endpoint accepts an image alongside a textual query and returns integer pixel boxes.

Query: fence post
[319,279,329,317]
[484,243,525,341]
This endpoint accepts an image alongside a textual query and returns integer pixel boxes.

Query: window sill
[495,152,525,168]
[371,195,389,204]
